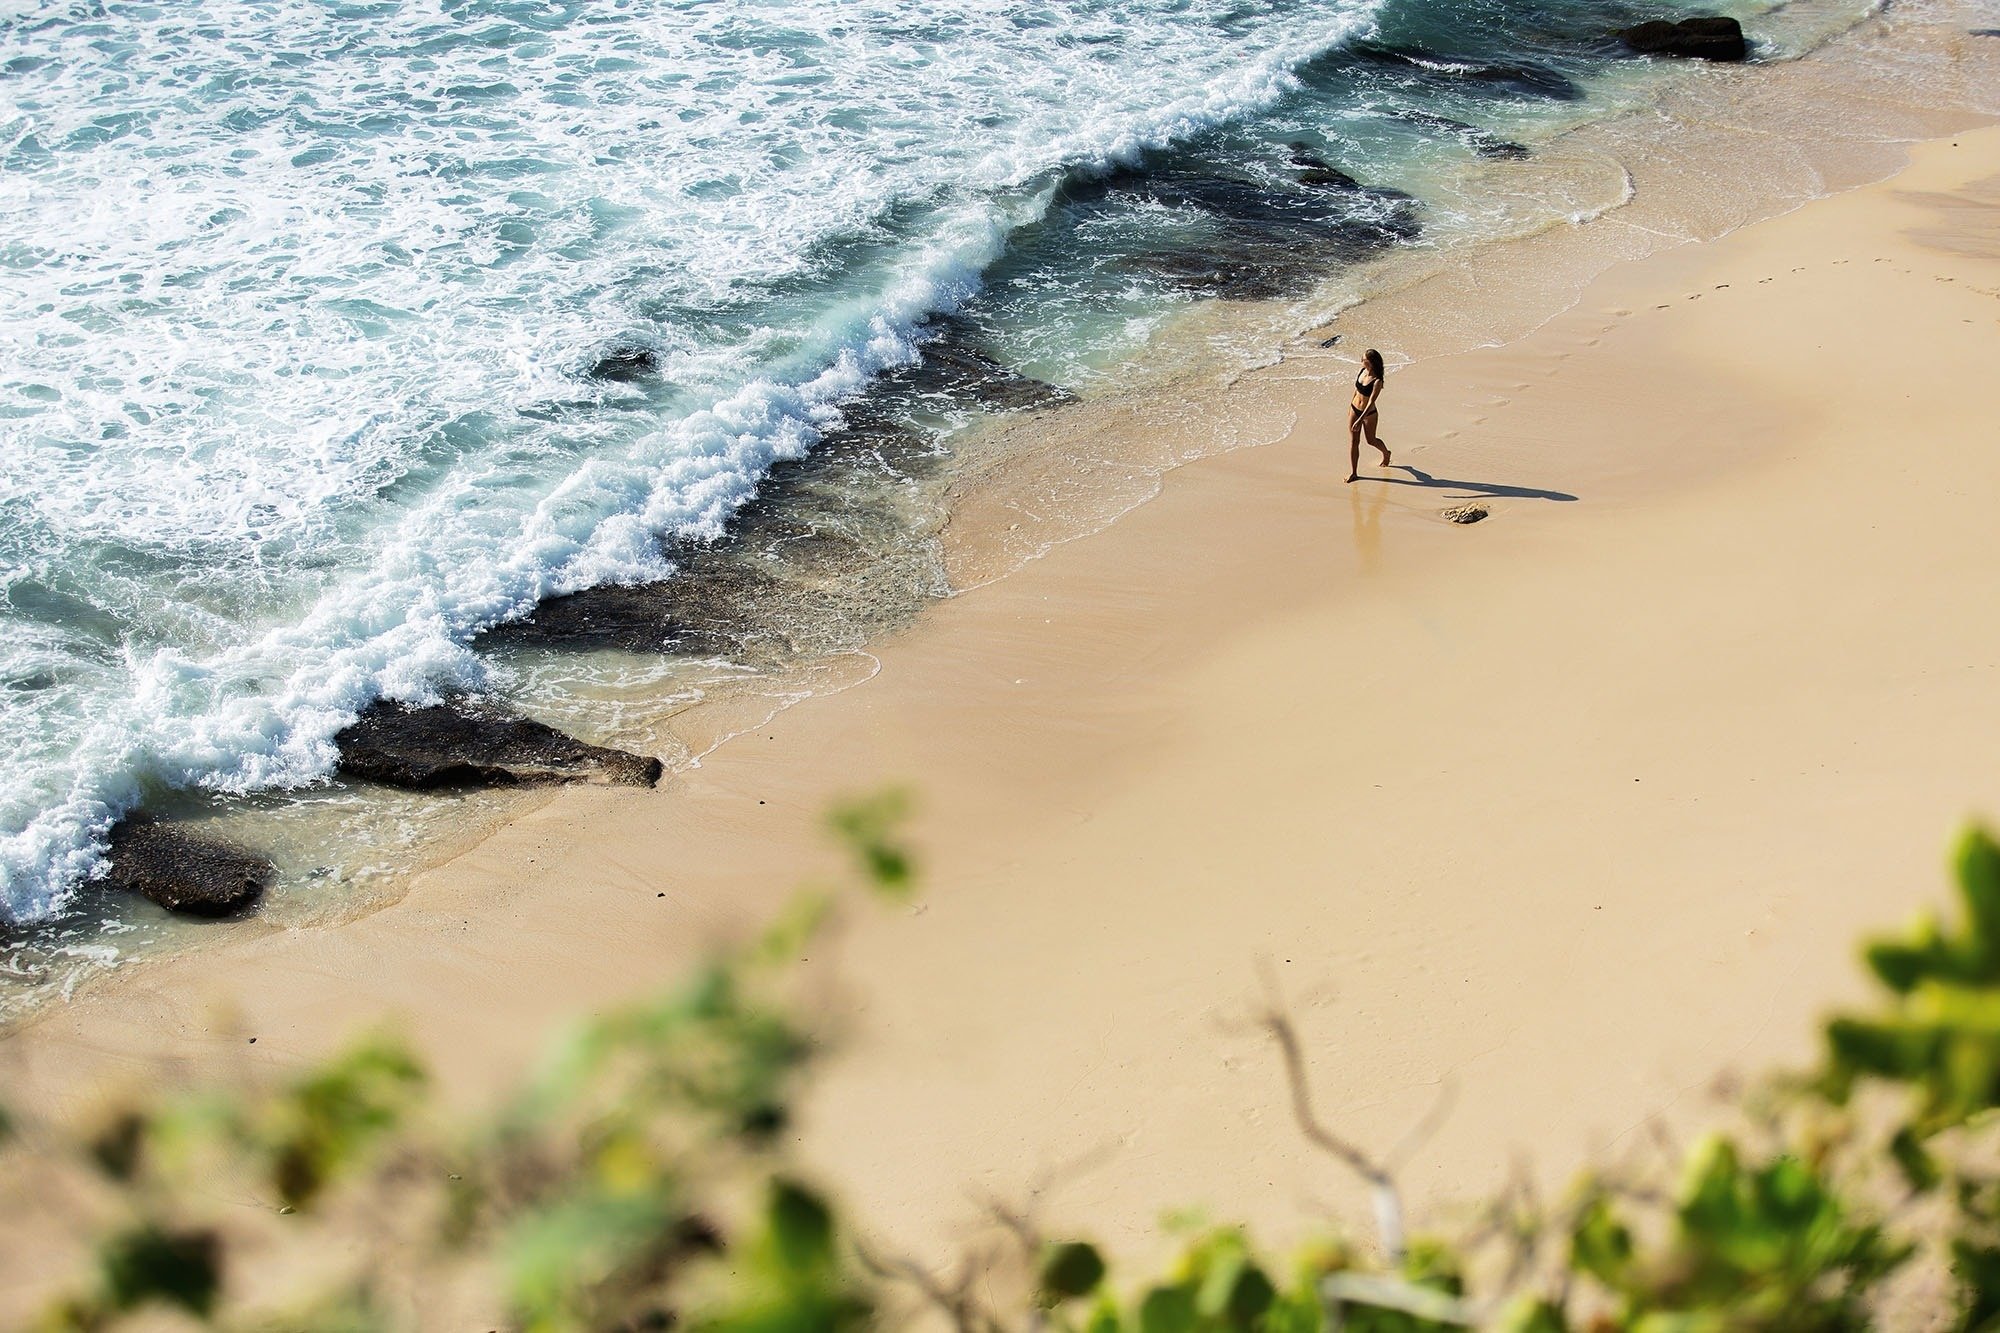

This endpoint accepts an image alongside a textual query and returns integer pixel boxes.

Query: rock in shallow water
[485,577,744,657]
[890,318,1073,412]
[587,346,659,382]
[104,819,271,918]
[1346,43,1585,101]
[1386,113,1531,160]
[1107,164,1422,300]
[335,702,663,791]
[1618,17,1747,61]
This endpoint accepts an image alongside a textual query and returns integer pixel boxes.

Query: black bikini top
[1355,372,1377,394]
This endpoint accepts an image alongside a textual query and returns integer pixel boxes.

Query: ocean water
[0,0,1915,936]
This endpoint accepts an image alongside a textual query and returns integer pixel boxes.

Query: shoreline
[6,117,2000,1310]
[4,0,1986,1006]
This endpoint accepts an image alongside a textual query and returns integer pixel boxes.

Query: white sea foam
[0,0,1393,920]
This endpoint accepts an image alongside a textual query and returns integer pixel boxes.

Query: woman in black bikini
[1347,348,1391,483]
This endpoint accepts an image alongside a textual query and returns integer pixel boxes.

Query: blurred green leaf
[257,1037,425,1209]
[1212,1262,1274,1329]
[86,1110,145,1183]
[1953,1239,2000,1331]
[767,1179,834,1272]
[97,1224,220,1318]
[1956,827,2000,955]
[1570,1196,1633,1286]
[827,790,916,899]
[1888,1125,1938,1191]
[1138,1284,1197,1333]
[1040,1240,1108,1304]
[503,1187,682,1331]
[1495,1295,1568,1333]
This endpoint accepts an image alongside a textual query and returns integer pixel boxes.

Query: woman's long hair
[1363,348,1385,378]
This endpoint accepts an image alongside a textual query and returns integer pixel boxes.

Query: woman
[1347,348,1391,483]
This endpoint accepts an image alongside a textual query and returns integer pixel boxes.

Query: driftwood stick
[1255,964,1409,1262]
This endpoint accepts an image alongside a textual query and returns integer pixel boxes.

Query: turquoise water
[0,0,1861,925]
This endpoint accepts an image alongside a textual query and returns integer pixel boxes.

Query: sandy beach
[5,116,1999,1307]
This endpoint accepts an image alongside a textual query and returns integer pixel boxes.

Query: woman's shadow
[1370,463,1577,502]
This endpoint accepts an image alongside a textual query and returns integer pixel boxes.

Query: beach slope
[6,128,2000,1283]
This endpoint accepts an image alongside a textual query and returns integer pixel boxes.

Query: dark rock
[482,401,940,666]
[1389,111,1530,160]
[335,701,663,790]
[483,564,768,657]
[1618,16,1747,61]
[1099,162,1422,299]
[1042,150,1424,301]
[888,318,1072,412]
[102,819,270,918]
[1351,43,1584,100]
[587,346,659,382]
[1441,502,1491,525]
[1287,145,1363,190]
[1297,165,1364,190]
[1125,251,1291,301]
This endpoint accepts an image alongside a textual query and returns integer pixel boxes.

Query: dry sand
[6,126,2000,1289]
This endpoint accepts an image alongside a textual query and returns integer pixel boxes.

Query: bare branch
[1254,962,1407,1261]
[856,1240,1000,1333]
[1386,1077,1459,1175]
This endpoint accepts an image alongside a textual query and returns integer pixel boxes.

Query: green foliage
[827,790,916,899]
[685,1180,870,1333]
[237,1036,426,1210]
[1041,1241,1109,1304]
[37,1224,224,1328]
[85,1110,146,1183]
[15,811,2000,1332]
[1568,1138,1905,1329]
[97,1224,221,1318]
[1825,828,2000,1135]
[1056,1228,1320,1333]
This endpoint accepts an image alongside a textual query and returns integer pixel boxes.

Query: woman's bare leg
[1361,410,1390,466]
[1347,417,1362,482]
